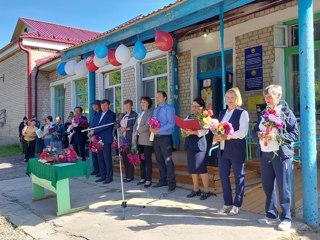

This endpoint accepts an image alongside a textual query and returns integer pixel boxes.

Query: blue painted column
[88,71,96,120]
[298,0,319,227]
[171,39,180,148]
[219,2,226,109]
[88,71,96,170]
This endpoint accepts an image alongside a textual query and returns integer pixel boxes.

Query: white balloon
[93,55,108,67]
[115,44,131,64]
[64,60,77,75]
[74,60,88,77]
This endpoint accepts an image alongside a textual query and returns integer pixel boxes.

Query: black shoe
[95,178,106,182]
[91,171,98,175]
[144,181,152,188]
[187,190,202,198]
[103,179,113,184]
[96,174,101,178]
[168,185,176,192]
[137,179,146,185]
[200,192,211,200]
[123,178,133,183]
[152,182,168,188]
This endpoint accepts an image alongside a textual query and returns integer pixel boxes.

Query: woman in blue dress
[182,98,210,200]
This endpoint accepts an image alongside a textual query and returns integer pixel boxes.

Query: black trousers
[138,144,153,181]
[25,140,36,161]
[153,135,176,187]
[122,152,134,180]
[73,143,86,161]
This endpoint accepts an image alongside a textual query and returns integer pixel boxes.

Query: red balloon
[85,55,99,72]
[108,49,122,66]
[155,30,174,51]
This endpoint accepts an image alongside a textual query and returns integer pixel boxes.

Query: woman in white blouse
[214,87,249,216]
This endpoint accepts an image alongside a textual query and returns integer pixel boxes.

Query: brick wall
[122,66,137,111]
[235,26,275,121]
[0,50,28,144]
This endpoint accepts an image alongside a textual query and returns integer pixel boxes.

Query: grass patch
[0,144,22,157]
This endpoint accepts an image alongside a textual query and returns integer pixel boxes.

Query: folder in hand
[174,115,201,130]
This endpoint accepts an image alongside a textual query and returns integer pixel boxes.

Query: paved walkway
[0,156,318,240]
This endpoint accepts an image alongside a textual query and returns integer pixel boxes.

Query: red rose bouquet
[127,147,140,166]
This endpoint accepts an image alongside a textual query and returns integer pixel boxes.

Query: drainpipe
[19,38,32,119]
[35,67,39,118]
[171,39,180,149]
[219,2,226,109]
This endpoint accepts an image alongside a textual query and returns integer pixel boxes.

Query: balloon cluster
[57,31,174,76]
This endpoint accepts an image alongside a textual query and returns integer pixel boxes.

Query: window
[289,19,320,46]
[104,70,121,114]
[198,51,233,74]
[54,85,65,121]
[75,78,88,117]
[142,58,168,107]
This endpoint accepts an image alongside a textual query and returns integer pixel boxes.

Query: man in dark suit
[70,106,88,161]
[89,99,116,184]
[89,100,101,175]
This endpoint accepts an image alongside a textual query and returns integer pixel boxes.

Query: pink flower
[140,153,145,160]
[147,117,161,129]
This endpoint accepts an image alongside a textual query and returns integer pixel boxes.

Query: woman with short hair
[22,119,38,162]
[133,96,153,187]
[253,84,298,231]
[119,99,138,182]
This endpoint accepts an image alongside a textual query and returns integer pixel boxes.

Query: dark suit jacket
[94,110,116,144]
[73,116,88,145]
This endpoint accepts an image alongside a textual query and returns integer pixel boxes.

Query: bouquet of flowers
[40,146,57,161]
[147,117,161,141]
[209,119,234,146]
[196,109,214,129]
[39,146,57,162]
[113,137,130,153]
[65,148,77,162]
[127,147,140,166]
[73,116,89,128]
[88,135,104,152]
[262,107,284,147]
[209,120,234,136]
[48,125,55,133]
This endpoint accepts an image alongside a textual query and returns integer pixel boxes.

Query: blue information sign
[245,45,263,91]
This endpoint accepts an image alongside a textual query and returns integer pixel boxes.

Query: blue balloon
[133,41,147,60]
[94,45,108,58]
[57,62,67,76]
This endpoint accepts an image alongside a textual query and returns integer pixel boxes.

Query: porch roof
[61,0,256,60]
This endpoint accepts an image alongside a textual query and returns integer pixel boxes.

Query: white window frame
[141,57,169,107]
[104,69,122,113]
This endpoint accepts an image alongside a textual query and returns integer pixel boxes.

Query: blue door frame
[197,49,233,114]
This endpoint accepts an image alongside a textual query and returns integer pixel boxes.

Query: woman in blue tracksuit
[252,84,298,231]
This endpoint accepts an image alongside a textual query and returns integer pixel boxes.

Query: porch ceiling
[61,0,256,60]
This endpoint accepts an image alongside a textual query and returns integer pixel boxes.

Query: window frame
[141,57,169,107]
[104,69,122,114]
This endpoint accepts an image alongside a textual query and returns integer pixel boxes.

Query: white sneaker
[228,206,239,216]
[218,205,233,213]
[258,216,280,225]
[278,221,291,231]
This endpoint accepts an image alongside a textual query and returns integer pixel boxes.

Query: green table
[26,158,90,216]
